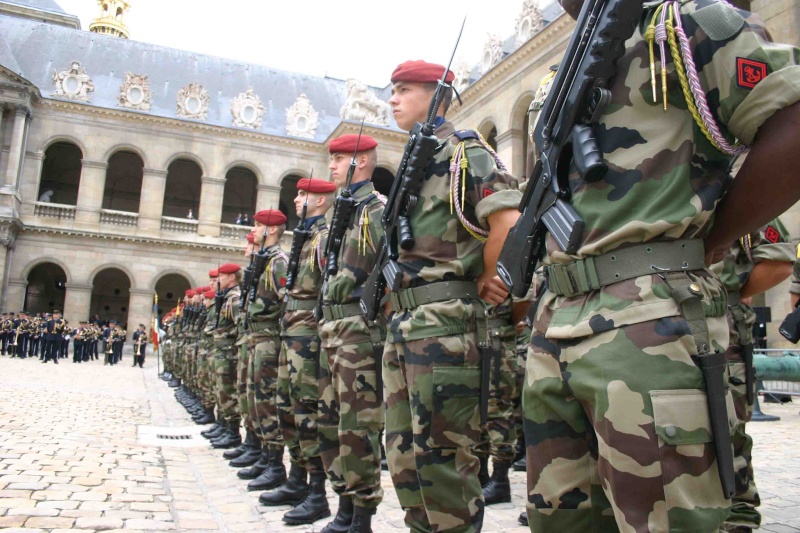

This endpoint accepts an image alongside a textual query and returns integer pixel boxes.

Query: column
[495,128,524,179]
[2,105,30,191]
[18,151,45,210]
[197,176,225,237]
[256,184,281,211]
[75,160,107,226]
[4,278,28,313]
[137,168,167,233]
[128,288,155,344]
[63,282,93,326]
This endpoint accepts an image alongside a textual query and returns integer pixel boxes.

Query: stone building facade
[1,0,799,344]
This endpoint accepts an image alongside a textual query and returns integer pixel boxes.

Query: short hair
[424,82,453,115]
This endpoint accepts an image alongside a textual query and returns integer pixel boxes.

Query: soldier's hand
[478,274,509,305]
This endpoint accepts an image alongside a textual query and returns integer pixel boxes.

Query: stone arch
[24,262,68,313]
[38,141,83,205]
[222,165,258,225]
[153,271,192,317]
[279,171,306,230]
[373,166,395,196]
[162,158,202,218]
[510,91,537,179]
[102,143,149,169]
[223,160,263,184]
[162,152,207,176]
[89,267,132,326]
[478,119,498,151]
[88,263,137,288]
[102,150,144,213]
[40,134,89,159]
[20,256,73,284]
[150,269,197,291]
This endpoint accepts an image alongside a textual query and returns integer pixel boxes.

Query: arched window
[279,174,302,230]
[103,150,144,212]
[163,159,202,218]
[373,167,394,197]
[154,273,191,318]
[90,268,131,327]
[222,166,257,224]
[24,263,67,313]
[38,142,83,205]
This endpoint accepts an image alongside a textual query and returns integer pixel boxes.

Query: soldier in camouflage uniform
[789,244,800,308]
[168,290,194,388]
[260,178,333,526]
[238,210,289,492]
[710,220,794,532]
[209,263,243,449]
[381,60,521,533]
[521,1,800,531]
[192,289,218,425]
[317,133,386,533]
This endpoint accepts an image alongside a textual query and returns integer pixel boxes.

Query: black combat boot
[347,505,375,533]
[320,495,354,533]
[211,421,242,449]
[518,511,528,527]
[512,454,527,472]
[477,455,490,488]
[168,378,181,387]
[259,462,307,506]
[229,432,261,467]
[201,422,225,439]
[248,446,287,491]
[238,449,270,480]
[482,461,511,505]
[282,470,331,525]
[223,429,255,460]
[193,406,215,425]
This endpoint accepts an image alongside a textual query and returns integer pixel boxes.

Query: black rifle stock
[285,197,309,293]
[496,0,644,297]
[214,263,224,329]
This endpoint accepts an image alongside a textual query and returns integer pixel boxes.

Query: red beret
[391,60,454,84]
[185,289,196,297]
[218,263,241,274]
[329,134,378,154]
[297,178,336,193]
[246,232,255,244]
[254,209,287,226]
[199,286,211,293]
[209,269,218,278]
[204,289,216,299]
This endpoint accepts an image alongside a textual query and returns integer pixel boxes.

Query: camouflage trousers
[172,340,184,380]
[514,326,531,443]
[161,343,172,372]
[319,339,384,509]
[214,344,240,424]
[277,335,322,472]
[197,344,215,409]
[384,331,484,533]
[474,325,518,463]
[523,314,733,532]
[724,305,760,530]
[236,337,253,431]
[248,333,282,448]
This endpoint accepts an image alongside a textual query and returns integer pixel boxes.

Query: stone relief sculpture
[481,34,504,75]
[52,61,94,101]
[340,79,391,126]
[176,83,210,120]
[285,94,319,139]
[453,59,472,94]
[515,0,545,46]
[231,87,265,129]
[118,72,151,111]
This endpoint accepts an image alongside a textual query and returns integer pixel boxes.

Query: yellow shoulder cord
[449,140,489,242]
[739,233,754,263]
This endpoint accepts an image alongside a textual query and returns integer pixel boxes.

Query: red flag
[150,322,159,349]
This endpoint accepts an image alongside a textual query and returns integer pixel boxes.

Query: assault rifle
[214,263,224,328]
[244,231,270,329]
[315,121,366,320]
[496,0,644,297]
[285,194,310,292]
[361,20,465,321]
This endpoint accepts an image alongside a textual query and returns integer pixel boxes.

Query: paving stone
[36,500,81,509]
[74,516,125,530]
[0,516,27,527]
[123,519,176,530]
[70,492,108,502]
[24,516,77,528]
[129,502,169,512]
[178,518,220,529]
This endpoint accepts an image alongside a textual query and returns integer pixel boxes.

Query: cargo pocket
[355,369,384,428]
[429,366,481,448]
[650,389,736,518]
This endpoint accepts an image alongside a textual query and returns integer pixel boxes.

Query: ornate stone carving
[176,83,210,120]
[340,79,391,126]
[481,34,504,75]
[118,72,151,111]
[231,87,265,129]
[285,94,319,139]
[51,61,94,101]
[453,59,472,94]
[515,0,545,46]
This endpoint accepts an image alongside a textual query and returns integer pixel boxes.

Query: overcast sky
[55,0,535,87]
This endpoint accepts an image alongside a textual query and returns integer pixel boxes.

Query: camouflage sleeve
[366,199,386,253]
[750,218,795,264]
[461,141,521,229]
[790,249,800,295]
[688,1,800,145]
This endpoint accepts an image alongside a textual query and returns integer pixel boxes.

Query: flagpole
[152,293,160,376]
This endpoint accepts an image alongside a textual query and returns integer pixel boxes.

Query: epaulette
[453,129,480,141]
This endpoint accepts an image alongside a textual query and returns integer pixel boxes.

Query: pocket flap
[650,389,713,445]
[433,366,480,397]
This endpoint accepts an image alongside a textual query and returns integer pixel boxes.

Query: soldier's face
[244,242,255,257]
[253,222,267,242]
[294,191,317,215]
[329,153,350,188]
[219,272,236,289]
[559,0,583,19]
[389,82,434,132]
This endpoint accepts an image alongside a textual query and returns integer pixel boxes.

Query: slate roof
[3,0,68,15]
[0,12,397,141]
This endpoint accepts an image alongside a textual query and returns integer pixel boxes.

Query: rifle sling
[546,239,705,298]
[389,281,478,313]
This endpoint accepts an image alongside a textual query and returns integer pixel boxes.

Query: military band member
[1,313,12,355]
[72,321,86,363]
[14,312,29,358]
[261,177,333,526]
[380,60,521,532]
[317,133,386,533]
[43,310,63,364]
[132,323,148,368]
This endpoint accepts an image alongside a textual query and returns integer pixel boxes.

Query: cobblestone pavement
[1,354,799,532]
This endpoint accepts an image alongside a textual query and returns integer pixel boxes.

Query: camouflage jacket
[249,244,288,337]
[789,244,800,296]
[320,181,386,348]
[388,121,520,342]
[213,285,240,342]
[537,1,800,340]
[282,216,328,337]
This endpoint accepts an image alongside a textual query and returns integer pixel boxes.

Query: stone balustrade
[33,201,77,220]
[100,209,139,227]
[160,216,199,234]
[220,223,251,240]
